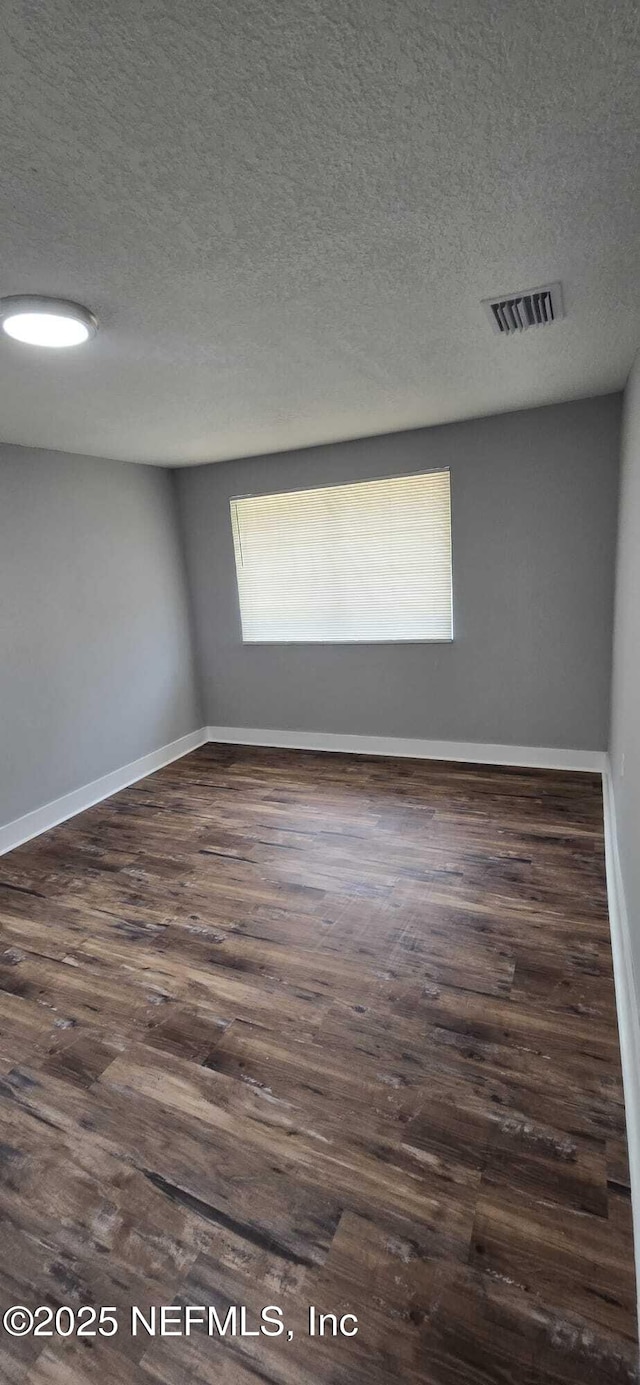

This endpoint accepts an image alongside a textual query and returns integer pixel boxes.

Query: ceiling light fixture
[0,295,98,348]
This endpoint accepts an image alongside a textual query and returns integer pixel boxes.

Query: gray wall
[176,395,621,750]
[0,444,201,826]
[610,349,640,980]
[0,392,623,838]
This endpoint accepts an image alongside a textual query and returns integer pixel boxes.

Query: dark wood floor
[0,744,636,1384]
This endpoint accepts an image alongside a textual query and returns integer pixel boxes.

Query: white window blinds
[230,469,453,644]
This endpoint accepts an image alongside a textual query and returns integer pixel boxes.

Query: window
[230,469,453,644]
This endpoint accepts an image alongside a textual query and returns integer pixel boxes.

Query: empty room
[1,1,639,1382]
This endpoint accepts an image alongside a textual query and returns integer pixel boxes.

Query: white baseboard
[602,762,640,1333]
[0,726,605,859]
[1,726,601,861]
[205,726,605,773]
[0,728,208,857]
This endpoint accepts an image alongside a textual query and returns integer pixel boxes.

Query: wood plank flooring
[0,744,635,1384]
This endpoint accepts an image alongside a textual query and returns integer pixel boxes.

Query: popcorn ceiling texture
[0,0,638,466]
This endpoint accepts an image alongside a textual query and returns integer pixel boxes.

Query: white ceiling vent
[482,282,564,335]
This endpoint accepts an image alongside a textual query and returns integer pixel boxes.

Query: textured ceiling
[0,0,639,467]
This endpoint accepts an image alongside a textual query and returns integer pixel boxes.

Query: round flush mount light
[0,295,98,348]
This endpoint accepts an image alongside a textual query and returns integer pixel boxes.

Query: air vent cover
[482,281,564,335]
